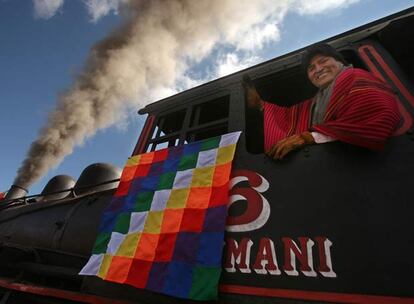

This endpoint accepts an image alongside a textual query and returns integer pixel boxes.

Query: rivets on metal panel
[303,147,310,158]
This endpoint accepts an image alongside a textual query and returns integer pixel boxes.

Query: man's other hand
[266,131,315,160]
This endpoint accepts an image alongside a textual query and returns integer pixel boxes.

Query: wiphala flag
[80,132,241,300]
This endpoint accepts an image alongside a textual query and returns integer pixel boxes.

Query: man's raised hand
[242,74,264,111]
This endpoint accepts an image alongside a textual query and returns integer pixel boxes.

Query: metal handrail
[0,178,121,209]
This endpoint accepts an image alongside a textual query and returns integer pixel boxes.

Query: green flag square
[178,153,198,171]
[114,212,131,234]
[157,172,176,190]
[189,266,221,300]
[134,191,154,212]
[92,232,111,254]
[200,136,220,151]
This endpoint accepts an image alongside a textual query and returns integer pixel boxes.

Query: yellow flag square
[216,144,236,165]
[116,232,141,257]
[191,167,214,187]
[98,254,113,279]
[143,211,164,233]
[126,155,141,167]
[166,189,189,209]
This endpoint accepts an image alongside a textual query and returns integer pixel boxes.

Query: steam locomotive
[1,7,414,303]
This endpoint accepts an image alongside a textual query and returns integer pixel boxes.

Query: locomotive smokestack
[4,185,28,201]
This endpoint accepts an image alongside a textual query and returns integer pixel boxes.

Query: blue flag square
[196,232,224,266]
[163,261,194,298]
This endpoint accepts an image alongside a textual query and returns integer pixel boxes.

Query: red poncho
[264,68,401,151]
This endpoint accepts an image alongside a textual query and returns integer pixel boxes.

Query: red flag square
[154,233,178,262]
[153,148,169,162]
[209,183,229,207]
[134,164,151,178]
[114,180,131,197]
[125,259,153,288]
[180,208,206,232]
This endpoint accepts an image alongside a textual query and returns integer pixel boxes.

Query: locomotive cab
[130,9,414,302]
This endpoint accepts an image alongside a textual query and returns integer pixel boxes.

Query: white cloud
[133,0,362,103]
[33,0,64,19]
[233,23,281,51]
[145,74,204,103]
[84,0,126,22]
[212,0,288,53]
[294,0,361,15]
[216,53,261,77]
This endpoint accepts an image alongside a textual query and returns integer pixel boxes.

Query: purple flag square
[183,141,200,154]
[162,157,180,173]
[172,232,200,263]
[146,262,169,292]
[168,145,184,159]
[122,194,137,212]
[98,212,117,233]
[148,162,164,176]
[141,175,159,191]
[128,178,143,196]
[203,205,227,232]
[106,197,125,213]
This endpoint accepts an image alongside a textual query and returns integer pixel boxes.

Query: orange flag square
[160,209,184,233]
[139,152,155,165]
[186,187,211,209]
[120,166,137,182]
[105,256,133,283]
[212,163,232,187]
[134,233,160,261]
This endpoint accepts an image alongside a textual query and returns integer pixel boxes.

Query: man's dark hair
[302,43,348,72]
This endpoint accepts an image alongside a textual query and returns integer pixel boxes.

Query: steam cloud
[16,0,359,189]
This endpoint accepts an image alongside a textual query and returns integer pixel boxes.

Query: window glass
[157,110,186,135]
[146,95,230,152]
[190,96,229,127]
[187,124,228,143]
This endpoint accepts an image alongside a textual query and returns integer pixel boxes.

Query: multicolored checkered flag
[80,132,241,300]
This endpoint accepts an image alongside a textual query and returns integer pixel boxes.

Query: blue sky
[1,0,413,195]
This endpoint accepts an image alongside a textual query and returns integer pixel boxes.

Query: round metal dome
[4,185,28,201]
[74,163,121,196]
[40,175,76,201]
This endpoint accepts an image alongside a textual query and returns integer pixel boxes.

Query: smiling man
[243,43,401,160]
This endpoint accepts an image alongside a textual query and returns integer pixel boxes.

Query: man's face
[307,54,343,89]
